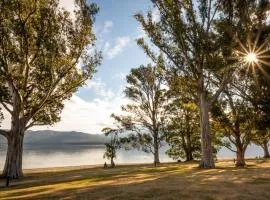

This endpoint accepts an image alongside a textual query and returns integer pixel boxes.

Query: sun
[230,35,270,82]
[245,52,258,63]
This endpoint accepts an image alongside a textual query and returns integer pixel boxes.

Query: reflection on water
[0,143,264,170]
[0,144,173,169]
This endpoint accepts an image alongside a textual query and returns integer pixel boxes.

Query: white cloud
[59,0,76,19]
[113,72,127,81]
[32,94,128,134]
[106,36,131,59]
[1,93,129,134]
[152,7,160,23]
[137,26,147,39]
[85,78,114,99]
[1,108,11,130]
[103,42,111,53]
[1,78,128,134]
[267,11,270,23]
[95,20,114,37]
[102,21,114,33]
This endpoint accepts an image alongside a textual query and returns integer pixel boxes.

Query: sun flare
[245,52,258,63]
[230,36,270,81]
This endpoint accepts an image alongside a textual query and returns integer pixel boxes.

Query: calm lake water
[0,143,264,170]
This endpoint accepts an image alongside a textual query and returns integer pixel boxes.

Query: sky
[2,0,159,134]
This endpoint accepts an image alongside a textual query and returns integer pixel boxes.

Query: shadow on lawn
[1,161,270,200]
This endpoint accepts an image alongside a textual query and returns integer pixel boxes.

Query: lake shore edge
[0,157,265,175]
[1,159,270,200]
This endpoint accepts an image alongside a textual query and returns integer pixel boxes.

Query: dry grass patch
[0,159,270,200]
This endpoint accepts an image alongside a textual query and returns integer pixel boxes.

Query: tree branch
[25,121,47,130]
[210,67,234,105]
[1,102,12,114]
[224,145,237,153]
[0,129,9,138]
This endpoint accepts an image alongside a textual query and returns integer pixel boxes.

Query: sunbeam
[245,52,258,63]
[231,36,270,81]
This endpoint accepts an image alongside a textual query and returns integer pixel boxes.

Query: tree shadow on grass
[0,163,187,198]
[1,161,270,200]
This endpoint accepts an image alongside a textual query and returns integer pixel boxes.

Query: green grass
[0,159,270,200]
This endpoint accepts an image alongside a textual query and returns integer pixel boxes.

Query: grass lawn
[1,159,270,200]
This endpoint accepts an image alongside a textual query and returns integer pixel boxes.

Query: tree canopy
[0,0,101,178]
[107,58,168,166]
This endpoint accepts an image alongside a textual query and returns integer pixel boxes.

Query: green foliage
[136,0,240,167]
[107,60,168,157]
[165,100,201,161]
[0,0,101,131]
[250,61,270,148]
[135,0,233,86]
[102,127,122,166]
[216,0,270,156]
[211,79,257,154]
[103,143,117,160]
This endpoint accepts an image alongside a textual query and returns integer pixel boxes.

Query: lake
[0,143,264,170]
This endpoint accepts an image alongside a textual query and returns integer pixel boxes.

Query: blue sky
[3,0,159,134]
[2,0,159,134]
[49,0,157,134]
[78,0,154,101]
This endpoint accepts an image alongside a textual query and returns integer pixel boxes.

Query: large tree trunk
[262,140,270,158]
[181,132,190,161]
[111,158,115,168]
[199,91,215,168]
[186,131,193,161]
[2,132,24,178]
[153,134,160,167]
[186,151,193,162]
[2,83,26,178]
[235,147,246,167]
[184,137,193,161]
[2,106,26,179]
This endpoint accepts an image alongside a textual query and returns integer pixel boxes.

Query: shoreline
[1,158,265,174]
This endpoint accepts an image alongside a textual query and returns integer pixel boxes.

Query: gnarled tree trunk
[111,158,115,168]
[186,151,193,162]
[153,134,160,167]
[199,91,215,168]
[2,132,24,178]
[183,134,193,161]
[235,147,246,167]
[2,110,26,178]
[262,140,270,158]
[234,127,246,167]
[186,131,193,161]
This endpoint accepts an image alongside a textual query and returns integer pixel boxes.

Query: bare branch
[1,102,12,114]
[224,145,237,153]
[210,67,234,105]
[0,129,9,138]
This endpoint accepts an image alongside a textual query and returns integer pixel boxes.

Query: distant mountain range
[0,130,109,145]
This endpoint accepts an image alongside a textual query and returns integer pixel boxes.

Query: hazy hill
[0,130,108,145]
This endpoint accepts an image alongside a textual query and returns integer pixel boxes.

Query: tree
[219,0,270,162]
[164,74,200,161]
[102,128,122,168]
[166,75,224,162]
[251,68,270,158]
[252,130,270,158]
[211,70,259,167]
[110,60,167,166]
[135,0,235,168]
[166,101,201,161]
[0,0,101,178]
